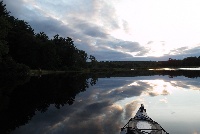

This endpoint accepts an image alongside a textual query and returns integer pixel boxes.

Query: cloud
[148,92,159,97]
[91,39,149,60]
[3,0,149,61]
[73,20,109,38]
[122,20,129,33]
[47,103,123,134]
[171,80,200,91]
[161,90,170,96]
[124,100,138,120]
[171,112,175,114]
[110,41,145,53]
[164,46,200,60]
[4,0,200,61]
[93,50,133,61]
[183,46,200,56]
[77,101,111,118]
[108,85,144,99]
[169,47,189,55]
[159,98,168,104]
[4,0,26,17]
[147,41,154,44]
[30,17,75,38]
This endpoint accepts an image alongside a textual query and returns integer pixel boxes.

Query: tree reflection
[94,70,200,78]
[0,73,97,134]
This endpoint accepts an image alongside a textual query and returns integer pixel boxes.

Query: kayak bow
[121,104,169,134]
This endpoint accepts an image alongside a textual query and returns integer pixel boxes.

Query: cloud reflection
[124,100,138,120]
[12,76,200,134]
[159,98,168,104]
[170,80,200,91]
[46,103,123,134]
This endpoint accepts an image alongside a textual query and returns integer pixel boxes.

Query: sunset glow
[4,0,200,60]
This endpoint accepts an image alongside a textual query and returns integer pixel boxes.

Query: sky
[4,0,200,61]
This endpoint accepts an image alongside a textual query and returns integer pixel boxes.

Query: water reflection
[0,73,97,134]
[1,72,200,134]
[149,67,200,71]
[9,76,200,134]
[97,69,200,78]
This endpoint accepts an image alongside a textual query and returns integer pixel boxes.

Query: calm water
[1,72,200,134]
[149,67,200,71]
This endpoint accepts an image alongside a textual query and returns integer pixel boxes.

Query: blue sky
[4,0,200,61]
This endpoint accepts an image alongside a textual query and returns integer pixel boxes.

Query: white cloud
[4,0,200,61]
[159,98,168,103]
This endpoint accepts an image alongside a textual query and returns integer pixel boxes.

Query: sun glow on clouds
[5,0,200,60]
[114,79,174,109]
[159,97,168,104]
[142,80,173,96]
[112,0,200,57]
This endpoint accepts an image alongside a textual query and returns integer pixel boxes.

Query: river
[1,71,200,134]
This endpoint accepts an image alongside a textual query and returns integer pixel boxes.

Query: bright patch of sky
[4,0,200,60]
[113,0,200,57]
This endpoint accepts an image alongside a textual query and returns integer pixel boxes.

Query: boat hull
[121,108,168,134]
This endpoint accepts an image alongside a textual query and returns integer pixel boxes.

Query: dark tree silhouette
[0,0,92,72]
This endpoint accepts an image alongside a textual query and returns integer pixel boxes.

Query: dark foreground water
[1,71,200,134]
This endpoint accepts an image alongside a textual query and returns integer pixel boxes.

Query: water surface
[1,73,200,134]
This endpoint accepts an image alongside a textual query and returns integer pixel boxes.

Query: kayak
[120,105,168,134]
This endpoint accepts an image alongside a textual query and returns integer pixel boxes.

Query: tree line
[161,57,200,67]
[0,1,95,75]
[90,56,200,71]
